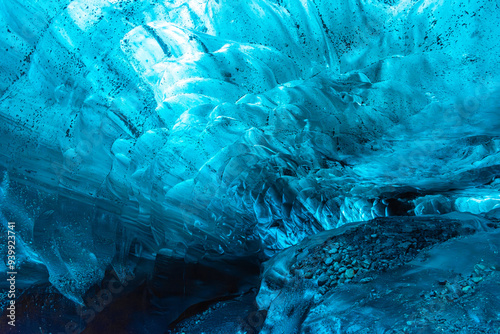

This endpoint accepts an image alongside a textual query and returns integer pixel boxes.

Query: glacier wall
[0,0,499,315]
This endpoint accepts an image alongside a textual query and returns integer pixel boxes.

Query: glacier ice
[257,215,500,333]
[0,0,499,332]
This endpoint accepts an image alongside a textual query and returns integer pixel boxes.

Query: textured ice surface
[257,215,500,333]
[0,0,499,331]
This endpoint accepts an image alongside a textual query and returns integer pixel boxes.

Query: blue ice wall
[0,0,499,305]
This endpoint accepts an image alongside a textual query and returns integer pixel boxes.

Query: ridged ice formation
[0,0,499,314]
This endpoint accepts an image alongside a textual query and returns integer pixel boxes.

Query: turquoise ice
[0,0,499,328]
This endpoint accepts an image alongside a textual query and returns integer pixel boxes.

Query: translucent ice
[0,0,499,325]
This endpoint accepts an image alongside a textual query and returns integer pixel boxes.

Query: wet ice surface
[0,0,499,332]
[257,215,500,333]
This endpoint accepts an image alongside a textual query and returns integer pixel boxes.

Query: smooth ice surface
[0,0,499,328]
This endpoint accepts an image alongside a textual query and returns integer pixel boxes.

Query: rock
[318,274,329,286]
[345,269,355,279]
[332,254,342,262]
[325,257,334,265]
[398,241,412,250]
[360,277,374,284]
[304,271,313,279]
[384,240,395,247]
[329,248,338,254]
[462,286,472,293]
[476,264,486,270]
[472,276,483,283]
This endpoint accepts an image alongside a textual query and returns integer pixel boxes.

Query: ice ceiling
[0,0,499,331]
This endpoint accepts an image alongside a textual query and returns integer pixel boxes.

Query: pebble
[462,286,472,293]
[398,241,412,250]
[318,274,329,286]
[325,257,334,265]
[360,277,374,284]
[304,271,313,279]
[472,276,483,283]
[345,268,355,279]
[332,254,342,262]
[361,260,371,269]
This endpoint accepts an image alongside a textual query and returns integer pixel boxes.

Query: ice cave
[0,0,499,333]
